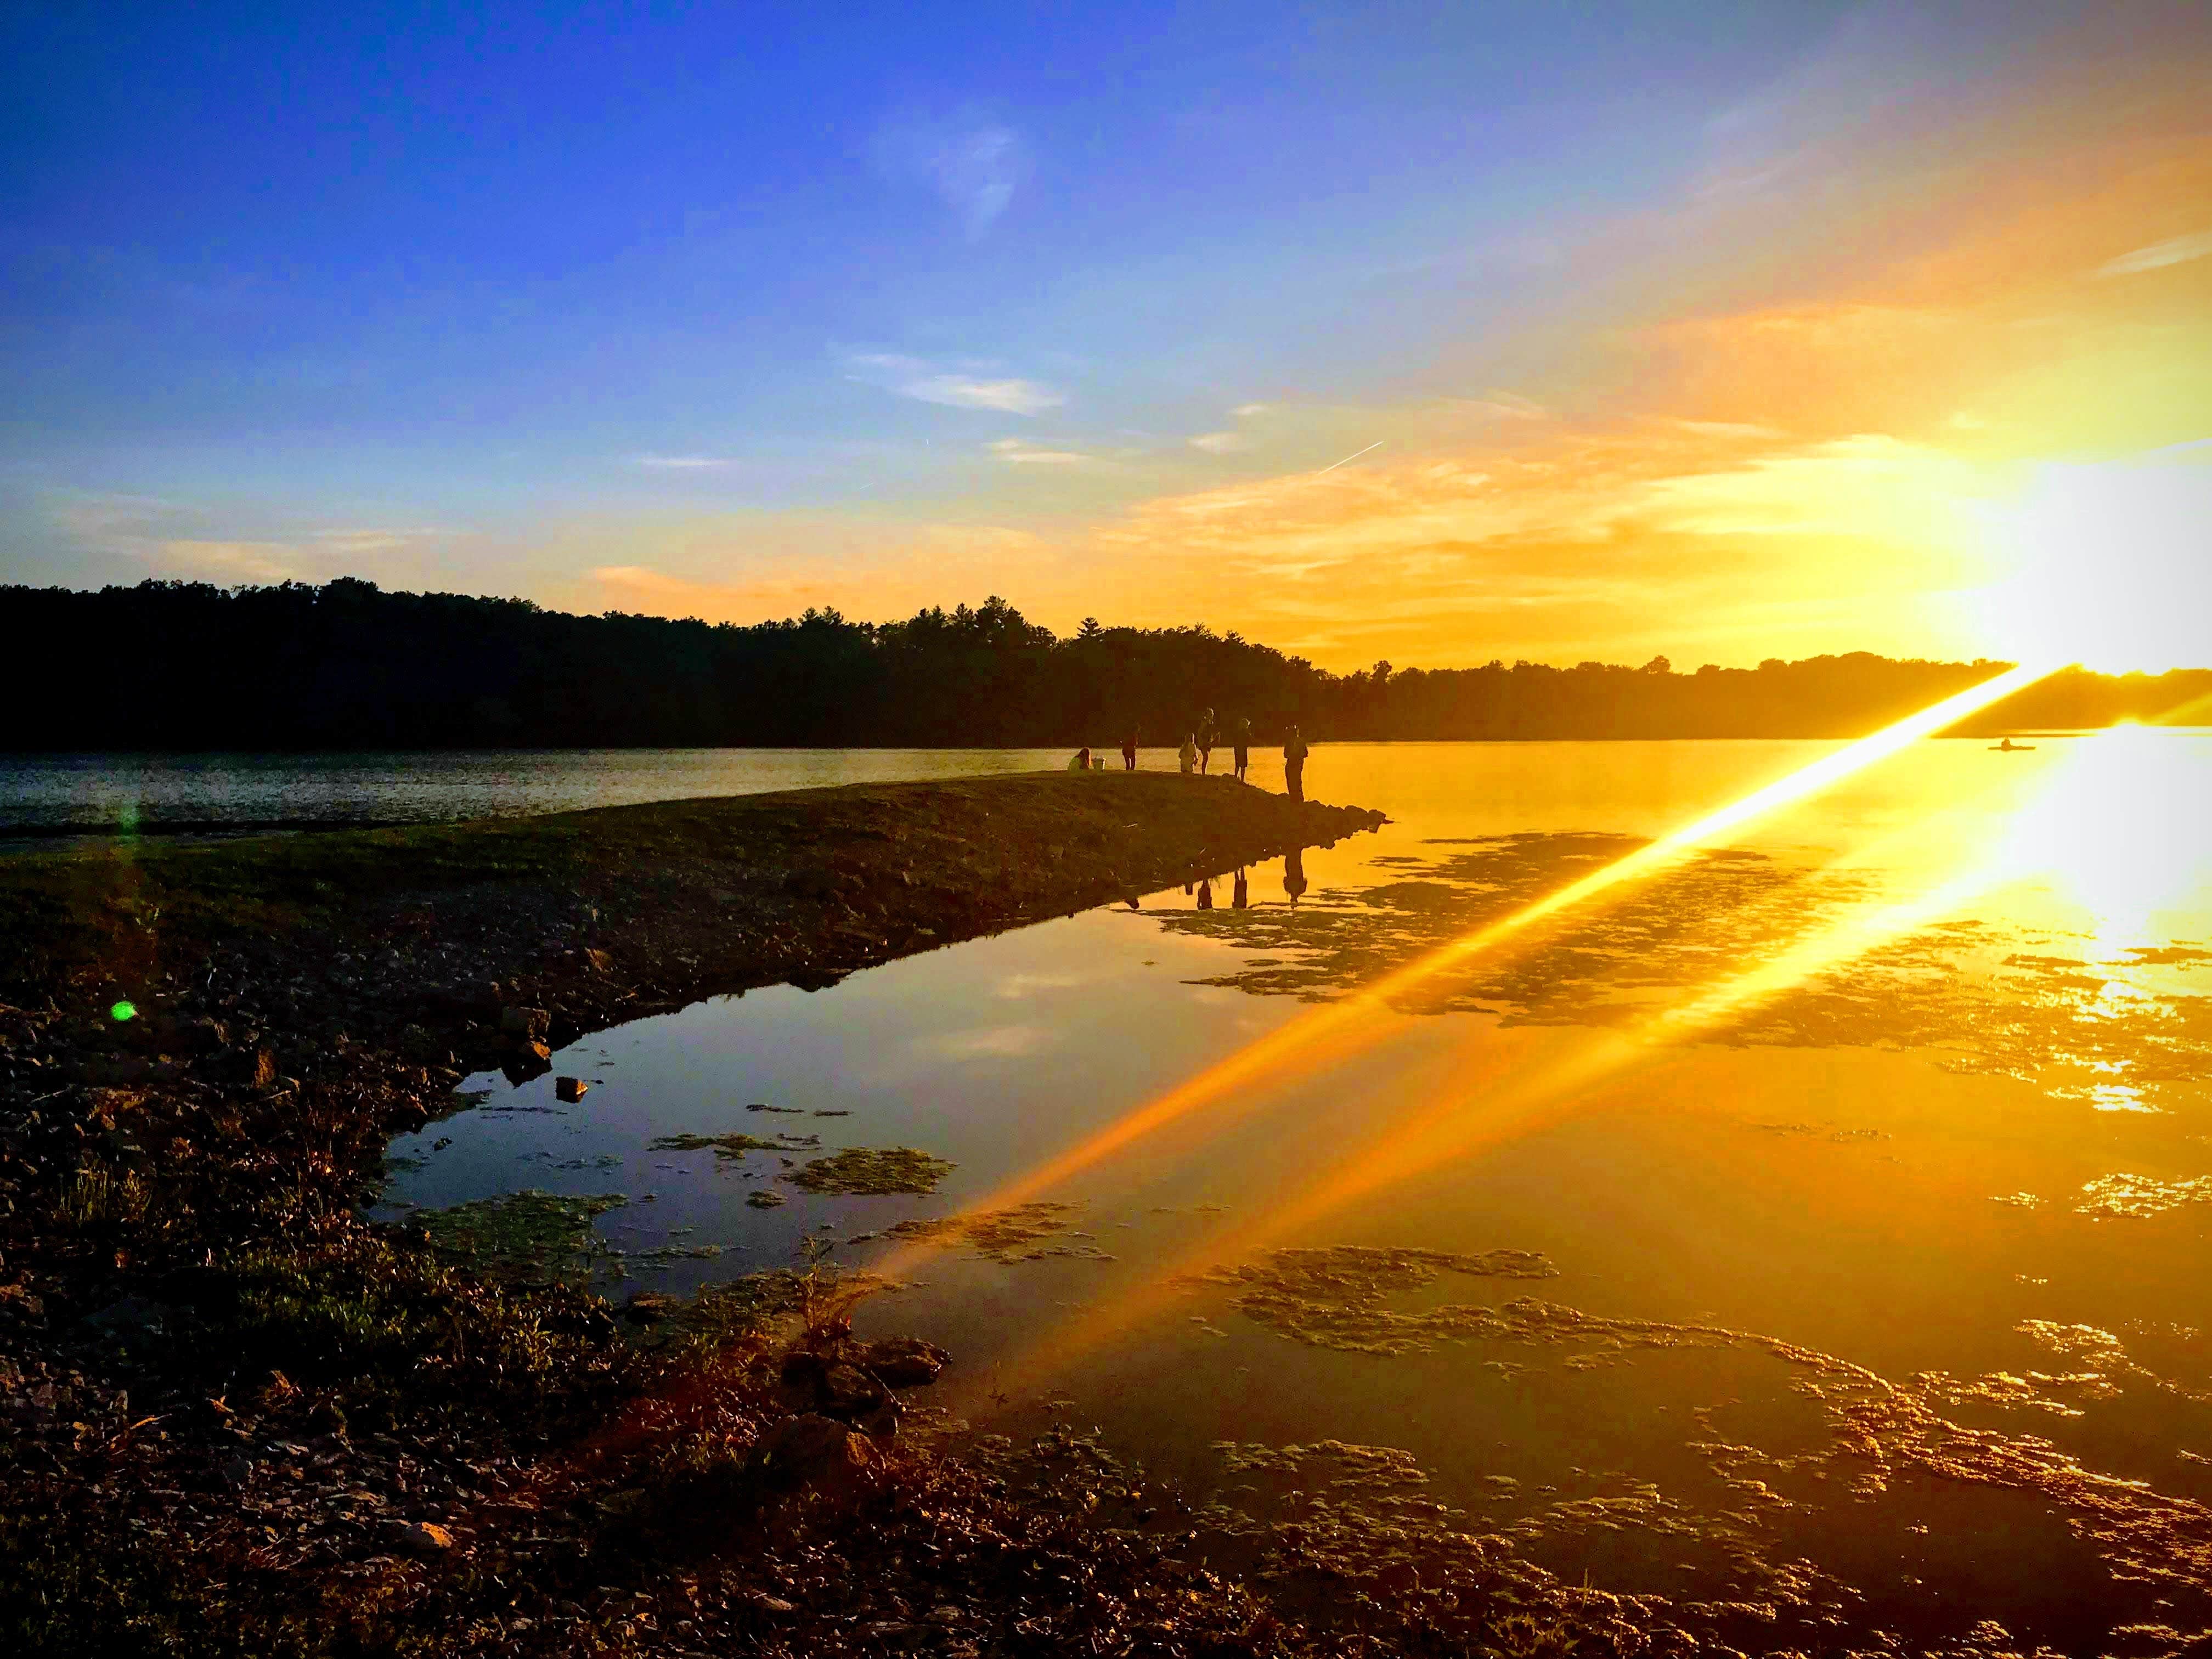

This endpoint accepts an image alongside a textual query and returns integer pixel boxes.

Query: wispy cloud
[2098,229,2212,276]
[845,351,1065,416]
[988,437,1088,465]
[1188,431,1248,454]
[632,454,738,471]
[872,105,1033,239]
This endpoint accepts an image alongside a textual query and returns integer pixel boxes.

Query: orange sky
[561,76,2209,672]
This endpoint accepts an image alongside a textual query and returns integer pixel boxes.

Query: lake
[363,734,2210,1647]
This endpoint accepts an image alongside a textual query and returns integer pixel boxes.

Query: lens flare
[870,658,2052,1291]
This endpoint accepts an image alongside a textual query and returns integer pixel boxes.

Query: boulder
[396,1520,456,1556]
[555,1075,588,1102]
[857,1336,949,1387]
[499,1005,550,1039]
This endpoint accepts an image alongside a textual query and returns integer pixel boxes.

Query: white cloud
[873,106,1033,239]
[1188,431,1248,454]
[2098,230,2212,277]
[633,454,737,470]
[988,437,1087,465]
[312,527,450,552]
[845,351,1065,416]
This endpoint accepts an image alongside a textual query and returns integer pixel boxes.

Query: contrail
[1317,440,1383,473]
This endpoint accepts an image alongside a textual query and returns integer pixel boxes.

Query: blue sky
[5,2,2207,668]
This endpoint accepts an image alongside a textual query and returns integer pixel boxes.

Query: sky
[3,1,2208,672]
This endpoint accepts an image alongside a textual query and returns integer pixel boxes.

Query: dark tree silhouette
[3,578,2202,751]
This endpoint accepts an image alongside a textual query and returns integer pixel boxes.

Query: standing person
[1283,724,1309,803]
[1178,732,1198,775]
[1232,714,1252,782]
[1121,728,1138,770]
[1195,708,1216,775]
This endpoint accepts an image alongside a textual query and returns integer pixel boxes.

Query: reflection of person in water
[1283,846,1308,907]
[1232,866,1249,909]
[1197,878,1214,910]
[1126,895,1140,910]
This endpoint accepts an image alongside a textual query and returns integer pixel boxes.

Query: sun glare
[1982,447,2212,674]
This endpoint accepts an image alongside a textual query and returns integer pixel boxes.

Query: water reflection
[375,732,2212,1650]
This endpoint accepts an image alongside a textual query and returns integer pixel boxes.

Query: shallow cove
[376,733,2212,1649]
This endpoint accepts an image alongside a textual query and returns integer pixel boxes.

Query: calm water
[0,748,1110,837]
[371,736,2212,1646]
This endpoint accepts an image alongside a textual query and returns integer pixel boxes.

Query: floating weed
[411,1189,626,1283]
[649,1130,819,1156]
[783,1146,955,1196]
[745,1189,787,1209]
[883,1201,1113,1263]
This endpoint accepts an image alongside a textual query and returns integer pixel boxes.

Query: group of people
[1073,709,1312,802]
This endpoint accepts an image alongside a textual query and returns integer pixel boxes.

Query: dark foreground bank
[0,774,1708,1659]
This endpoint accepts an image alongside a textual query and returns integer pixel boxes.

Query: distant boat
[1989,738,2036,752]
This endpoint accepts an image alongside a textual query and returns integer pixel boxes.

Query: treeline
[4,578,2205,750]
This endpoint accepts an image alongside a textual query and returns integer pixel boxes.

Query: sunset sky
[4,2,2207,671]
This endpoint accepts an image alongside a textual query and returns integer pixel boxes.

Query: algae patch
[649,1130,820,1157]
[783,1146,955,1196]
[879,1201,1113,1263]
[1197,1245,1559,1356]
[411,1189,626,1282]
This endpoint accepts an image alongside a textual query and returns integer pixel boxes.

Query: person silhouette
[1197,878,1214,910]
[1232,714,1251,781]
[1196,707,1216,774]
[1283,724,1309,803]
[1232,866,1249,909]
[1283,846,1308,907]
[1121,729,1138,770]
[1178,733,1197,775]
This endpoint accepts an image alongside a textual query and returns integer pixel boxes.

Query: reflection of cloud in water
[926,1024,1054,1059]
[1156,832,2212,1113]
[992,970,1090,1000]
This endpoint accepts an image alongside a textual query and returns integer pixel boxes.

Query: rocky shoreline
[9,773,1674,1657]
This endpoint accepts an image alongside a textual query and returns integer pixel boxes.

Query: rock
[503,1041,552,1085]
[858,1336,949,1387]
[554,1075,588,1102]
[396,1520,456,1556]
[817,1362,888,1418]
[744,1413,872,1493]
[499,1005,550,1039]
[584,948,614,974]
[856,1398,901,1441]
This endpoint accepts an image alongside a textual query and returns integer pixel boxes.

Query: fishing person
[1195,707,1217,774]
[1121,728,1138,770]
[1283,723,1309,803]
[1232,714,1252,781]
